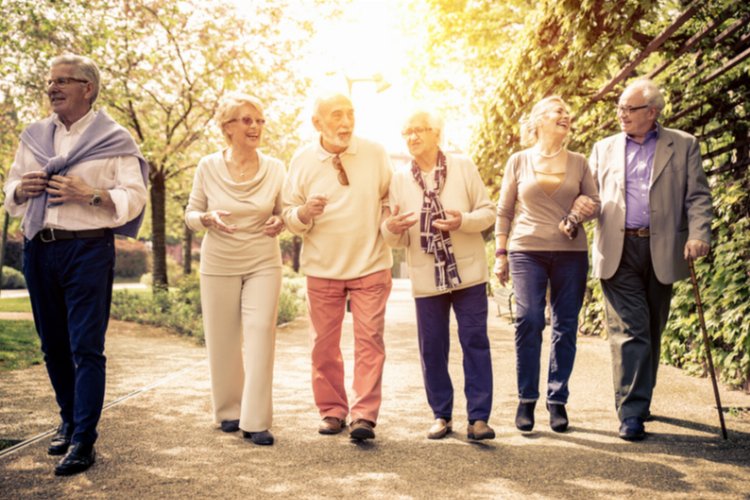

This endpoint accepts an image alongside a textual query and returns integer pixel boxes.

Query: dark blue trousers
[509,251,588,404]
[23,232,115,446]
[414,283,493,423]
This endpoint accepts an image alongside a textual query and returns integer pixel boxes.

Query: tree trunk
[150,170,168,292]
[182,221,192,276]
[0,210,8,297]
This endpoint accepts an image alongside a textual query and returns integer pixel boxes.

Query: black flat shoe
[54,443,96,476]
[242,430,274,446]
[619,417,645,441]
[547,402,569,432]
[515,401,536,432]
[220,419,240,433]
[48,423,73,456]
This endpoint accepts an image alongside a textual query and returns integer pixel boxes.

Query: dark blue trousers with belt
[414,282,493,423]
[23,231,115,447]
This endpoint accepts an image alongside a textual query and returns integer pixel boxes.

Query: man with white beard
[282,92,393,441]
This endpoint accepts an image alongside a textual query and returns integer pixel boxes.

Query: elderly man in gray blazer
[585,78,713,441]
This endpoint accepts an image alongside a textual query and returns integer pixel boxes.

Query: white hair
[623,78,665,113]
[50,54,100,105]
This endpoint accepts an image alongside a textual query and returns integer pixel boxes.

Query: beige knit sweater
[185,150,285,275]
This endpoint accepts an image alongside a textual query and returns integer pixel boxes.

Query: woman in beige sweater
[494,96,599,433]
[383,110,496,441]
[185,93,285,446]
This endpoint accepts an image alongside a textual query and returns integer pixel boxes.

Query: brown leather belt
[35,228,109,243]
[624,227,650,238]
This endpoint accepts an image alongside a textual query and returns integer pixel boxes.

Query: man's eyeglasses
[47,77,89,88]
[401,127,432,139]
[617,104,649,115]
[226,116,266,127]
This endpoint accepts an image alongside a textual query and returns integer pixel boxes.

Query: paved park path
[1,279,749,499]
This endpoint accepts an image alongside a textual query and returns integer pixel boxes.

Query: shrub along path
[1,279,749,498]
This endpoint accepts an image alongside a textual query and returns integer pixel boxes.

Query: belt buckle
[637,228,649,237]
[39,228,55,243]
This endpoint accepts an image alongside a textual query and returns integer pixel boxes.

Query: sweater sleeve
[458,158,495,233]
[494,155,518,236]
[281,155,314,235]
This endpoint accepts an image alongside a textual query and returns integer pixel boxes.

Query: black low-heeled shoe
[515,401,536,432]
[220,420,240,433]
[547,402,569,432]
[48,423,73,456]
[54,443,96,476]
[242,430,274,446]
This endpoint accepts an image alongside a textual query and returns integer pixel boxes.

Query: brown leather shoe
[318,416,346,435]
[467,420,495,441]
[349,419,375,440]
[427,418,452,439]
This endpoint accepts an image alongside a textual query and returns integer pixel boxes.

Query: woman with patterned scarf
[382,110,496,441]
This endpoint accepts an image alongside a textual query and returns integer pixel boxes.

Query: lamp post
[345,72,391,97]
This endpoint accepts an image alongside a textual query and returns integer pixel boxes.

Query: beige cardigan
[495,150,600,252]
[383,153,495,298]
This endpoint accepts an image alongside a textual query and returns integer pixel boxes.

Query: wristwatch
[89,190,102,207]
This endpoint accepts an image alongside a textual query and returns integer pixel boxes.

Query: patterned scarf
[411,150,461,291]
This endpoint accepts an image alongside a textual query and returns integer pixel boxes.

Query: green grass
[0,320,42,371]
[0,297,32,313]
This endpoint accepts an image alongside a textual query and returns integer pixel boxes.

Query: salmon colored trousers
[306,269,392,425]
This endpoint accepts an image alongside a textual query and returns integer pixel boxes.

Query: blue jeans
[414,283,493,423]
[509,251,588,404]
[23,233,115,446]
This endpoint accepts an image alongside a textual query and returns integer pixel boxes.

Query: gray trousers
[601,236,673,421]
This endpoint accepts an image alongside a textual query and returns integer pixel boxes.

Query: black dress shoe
[242,430,274,445]
[619,417,645,441]
[220,419,240,433]
[48,423,73,456]
[547,402,569,433]
[54,443,96,476]
[515,401,536,432]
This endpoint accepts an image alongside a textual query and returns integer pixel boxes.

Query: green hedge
[1,266,26,289]
[114,238,149,278]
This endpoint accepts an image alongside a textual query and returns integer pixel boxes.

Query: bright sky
[232,0,470,156]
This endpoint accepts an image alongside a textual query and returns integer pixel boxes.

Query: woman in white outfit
[185,92,285,445]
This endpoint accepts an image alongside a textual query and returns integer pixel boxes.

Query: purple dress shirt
[624,128,658,229]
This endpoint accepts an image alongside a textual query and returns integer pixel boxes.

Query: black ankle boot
[515,401,536,431]
[547,402,569,432]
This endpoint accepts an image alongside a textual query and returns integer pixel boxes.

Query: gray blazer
[588,124,713,284]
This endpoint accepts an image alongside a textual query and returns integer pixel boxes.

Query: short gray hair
[623,78,665,113]
[215,92,265,144]
[520,96,569,147]
[50,54,100,105]
[403,109,444,142]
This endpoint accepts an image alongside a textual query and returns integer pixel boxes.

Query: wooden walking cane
[688,258,728,440]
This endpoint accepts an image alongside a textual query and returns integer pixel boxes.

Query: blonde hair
[519,96,569,147]
[216,92,265,144]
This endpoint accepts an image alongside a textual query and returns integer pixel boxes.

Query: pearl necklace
[536,146,564,159]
